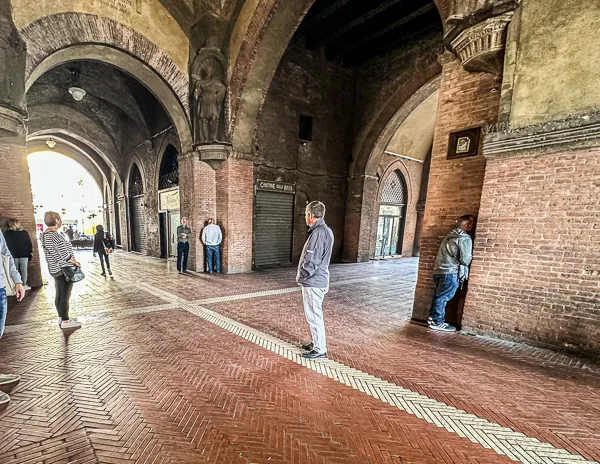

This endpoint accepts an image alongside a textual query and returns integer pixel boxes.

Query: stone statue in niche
[191,38,227,144]
[0,3,26,115]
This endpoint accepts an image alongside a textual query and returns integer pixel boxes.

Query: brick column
[216,157,253,273]
[412,51,501,322]
[0,130,43,288]
[342,175,378,262]
[0,3,42,287]
[179,151,217,272]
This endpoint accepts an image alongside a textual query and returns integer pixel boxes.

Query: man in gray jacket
[428,214,475,332]
[297,201,334,359]
[0,229,26,404]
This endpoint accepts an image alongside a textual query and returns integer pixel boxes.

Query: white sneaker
[0,391,10,405]
[0,374,20,386]
[24,285,31,291]
[60,319,82,330]
[57,317,62,327]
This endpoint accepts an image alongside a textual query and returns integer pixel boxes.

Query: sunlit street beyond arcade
[28,151,105,236]
[1,252,599,463]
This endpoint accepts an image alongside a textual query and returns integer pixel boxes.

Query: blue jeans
[177,242,189,271]
[0,288,7,339]
[429,274,460,325]
[205,245,221,273]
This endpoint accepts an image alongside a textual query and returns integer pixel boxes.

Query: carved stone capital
[449,11,514,75]
[195,142,232,170]
[437,50,457,67]
[0,105,26,138]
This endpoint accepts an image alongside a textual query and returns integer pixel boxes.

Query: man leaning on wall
[427,214,475,332]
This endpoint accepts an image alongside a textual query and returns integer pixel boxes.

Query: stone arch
[21,13,193,152]
[125,156,147,198]
[355,76,442,178]
[27,137,108,193]
[370,162,415,258]
[343,76,441,262]
[27,103,122,173]
[228,1,448,154]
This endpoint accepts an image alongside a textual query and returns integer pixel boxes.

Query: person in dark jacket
[4,218,33,290]
[93,225,112,276]
[428,214,475,332]
[297,201,334,359]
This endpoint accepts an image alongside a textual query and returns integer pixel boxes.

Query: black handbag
[62,264,85,283]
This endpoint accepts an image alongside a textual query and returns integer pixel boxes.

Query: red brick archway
[228,0,451,155]
[21,13,193,153]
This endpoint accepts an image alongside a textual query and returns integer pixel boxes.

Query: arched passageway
[27,150,104,236]
[157,143,180,259]
[127,162,146,254]
[375,170,408,258]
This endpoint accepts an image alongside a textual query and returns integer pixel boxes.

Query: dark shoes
[429,321,457,332]
[300,342,314,351]
[302,350,327,359]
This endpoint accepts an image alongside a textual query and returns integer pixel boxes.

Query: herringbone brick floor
[0,250,598,464]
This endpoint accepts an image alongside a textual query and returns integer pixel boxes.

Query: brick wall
[413,55,501,321]
[216,158,253,273]
[0,138,42,287]
[253,35,356,262]
[180,155,217,272]
[464,148,600,356]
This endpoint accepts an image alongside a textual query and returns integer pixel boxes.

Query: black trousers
[99,250,110,273]
[177,242,189,271]
[54,274,74,320]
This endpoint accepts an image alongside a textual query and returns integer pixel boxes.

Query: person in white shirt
[201,218,222,273]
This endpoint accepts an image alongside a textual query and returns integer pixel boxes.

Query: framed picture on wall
[447,126,481,159]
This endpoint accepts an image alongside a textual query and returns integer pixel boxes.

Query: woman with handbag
[41,212,82,330]
[93,225,112,276]
[4,218,33,290]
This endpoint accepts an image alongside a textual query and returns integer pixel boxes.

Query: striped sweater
[41,231,74,276]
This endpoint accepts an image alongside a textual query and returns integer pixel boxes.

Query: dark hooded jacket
[433,228,473,280]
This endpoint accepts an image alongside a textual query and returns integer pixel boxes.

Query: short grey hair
[306,201,325,219]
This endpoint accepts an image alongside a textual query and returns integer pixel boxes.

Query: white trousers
[302,286,328,354]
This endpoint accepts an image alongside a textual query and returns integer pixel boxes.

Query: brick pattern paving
[0,251,598,464]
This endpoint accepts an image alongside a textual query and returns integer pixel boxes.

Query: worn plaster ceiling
[385,90,439,162]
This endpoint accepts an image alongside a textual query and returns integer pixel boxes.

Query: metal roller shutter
[130,195,147,254]
[254,191,294,267]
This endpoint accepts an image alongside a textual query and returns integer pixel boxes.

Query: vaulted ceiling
[27,61,172,156]
[299,0,443,66]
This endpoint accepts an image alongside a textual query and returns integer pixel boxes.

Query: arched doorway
[157,144,180,259]
[128,163,146,253]
[375,170,407,258]
[113,179,122,247]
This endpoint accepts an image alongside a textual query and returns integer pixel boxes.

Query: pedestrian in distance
[4,218,33,290]
[93,225,112,276]
[40,212,82,330]
[201,218,222,273]
[177,217,192,274]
